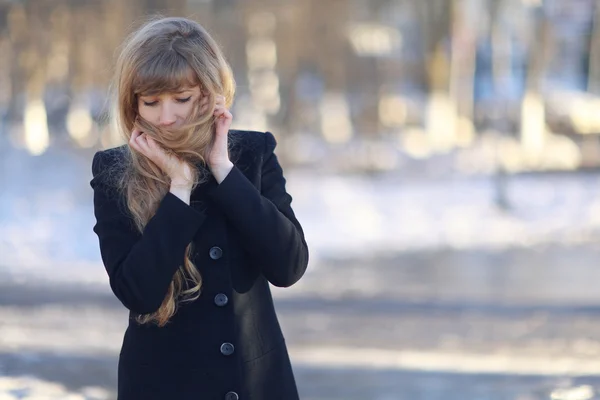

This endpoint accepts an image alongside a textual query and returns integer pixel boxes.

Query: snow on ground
[3,144,600,285]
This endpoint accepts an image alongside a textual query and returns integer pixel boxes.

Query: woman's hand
[208,95,234,183]
[129,129,194,188]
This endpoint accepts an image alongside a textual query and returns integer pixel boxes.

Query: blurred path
[3,245,600,399]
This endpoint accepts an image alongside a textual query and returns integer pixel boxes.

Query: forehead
[132,55,199,96]
[139,86,199,97]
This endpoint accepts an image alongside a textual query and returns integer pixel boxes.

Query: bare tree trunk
[520,5,547,154]
[414,0,457,152]
[449,0,479,141]
[415,0,453,92]
[489,0,511,210]
[580,0,600,166]
[588,0,600,94]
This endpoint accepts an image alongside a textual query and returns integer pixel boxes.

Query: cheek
[137,104,158,123]
[178,102,196,120]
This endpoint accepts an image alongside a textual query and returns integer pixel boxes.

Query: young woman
[90,16,309,400]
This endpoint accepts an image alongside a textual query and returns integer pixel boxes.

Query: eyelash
[142,96,192,107]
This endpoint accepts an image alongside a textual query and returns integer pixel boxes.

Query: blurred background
[3,0,600,399]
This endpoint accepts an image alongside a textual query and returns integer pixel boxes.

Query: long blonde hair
[111,16,235,326]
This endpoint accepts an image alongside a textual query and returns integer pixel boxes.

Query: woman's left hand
[208,95,234,182]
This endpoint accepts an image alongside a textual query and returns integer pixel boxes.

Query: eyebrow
[139,89,194,98]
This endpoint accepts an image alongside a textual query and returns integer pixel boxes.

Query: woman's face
[137,85,202,128]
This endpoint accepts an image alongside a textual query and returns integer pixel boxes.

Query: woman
[90,16,309,400]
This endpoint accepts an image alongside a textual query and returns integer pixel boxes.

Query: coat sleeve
[90,150,207,314]
[208,131,309,287]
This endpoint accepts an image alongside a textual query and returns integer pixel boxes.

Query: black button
[214,293,229,307]
[220,342,235,356]
[225,392,239,400]
[209,246,223,260]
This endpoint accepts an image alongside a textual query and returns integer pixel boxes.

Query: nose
[159,104,177,127]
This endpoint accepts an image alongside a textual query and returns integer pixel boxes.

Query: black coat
[90,130,309,400]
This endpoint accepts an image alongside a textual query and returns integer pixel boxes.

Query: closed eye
[141,96,192,107]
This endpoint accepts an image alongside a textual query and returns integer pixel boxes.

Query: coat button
[225,392,239,400]
[214,293,229,307]
[209,246,223,260]
[220,342,235,356]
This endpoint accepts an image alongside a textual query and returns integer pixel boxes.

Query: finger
[137,134,151,151]
[130,128,141,143]
[135,132,147,144]
[146,135,157,148]
[135,133,152,155]
[216,110,232,122]
[214,114,232,136]
[131,139,148,158]
[129,137,141,153]
[129,129,143,152]
[145,136,163,155]
[214,104,230,115]
[213,108,225,118]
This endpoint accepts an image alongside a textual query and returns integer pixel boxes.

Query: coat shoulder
[228,130,277,164]
[92,145,128,171]
[91,145,128,188]
[229,129,268,150]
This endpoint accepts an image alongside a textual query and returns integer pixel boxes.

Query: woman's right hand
[129,129,194,188]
